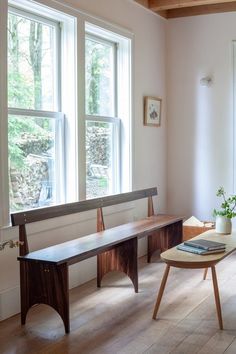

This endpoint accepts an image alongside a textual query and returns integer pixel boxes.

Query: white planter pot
[215,216,232,234]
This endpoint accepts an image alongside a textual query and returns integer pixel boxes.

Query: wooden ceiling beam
[133,0,236,18]
[134,0,168,17]
[157,10,168,18]
[166,1,236,17]
[149,0,236,11]
[134,0,149,8]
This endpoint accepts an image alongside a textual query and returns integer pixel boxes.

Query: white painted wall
[4,0,236,324]
[0,0,167,320]
[167,12,236,221]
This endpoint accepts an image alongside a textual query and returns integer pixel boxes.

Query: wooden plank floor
[2,252,236,354]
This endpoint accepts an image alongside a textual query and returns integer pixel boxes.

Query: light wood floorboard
[1,253,236,353]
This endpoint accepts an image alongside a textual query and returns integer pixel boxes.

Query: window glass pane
[86,37,115,116]
[8,12,58,111]
[86,121,113,198]
[8,115,56,211]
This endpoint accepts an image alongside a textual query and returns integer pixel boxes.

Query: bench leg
[20,261,70,333]
[148,221,183,262]
[97,237,138,293]
[211,266,223,330]
[147,231,162,263]
[153,264,170,319]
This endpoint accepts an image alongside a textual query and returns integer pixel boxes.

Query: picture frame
[144,96,162,127]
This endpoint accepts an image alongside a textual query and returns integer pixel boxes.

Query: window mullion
[86,33,116,48]
[112,118,121,194]
[8,108,64,119]
[0,0,9,226]
[85,115,120,124]
[76,18,86,200]
[114,43,118,118]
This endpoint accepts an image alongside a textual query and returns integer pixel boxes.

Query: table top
[161,230,236,269]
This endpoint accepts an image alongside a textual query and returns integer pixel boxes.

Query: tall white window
[85,34,120,198]
[1,0,132,220]
[8,6,64,211]
[85,24,132,199]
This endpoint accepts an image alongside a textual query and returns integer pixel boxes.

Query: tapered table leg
[203,268,208,280]
[152,264,170,319]
[211,266,223,330]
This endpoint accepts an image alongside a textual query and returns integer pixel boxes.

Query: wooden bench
[11,187,183,333]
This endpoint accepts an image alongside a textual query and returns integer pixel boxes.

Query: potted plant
[213,187,236,234]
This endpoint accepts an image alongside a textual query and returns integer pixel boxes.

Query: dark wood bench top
[18,214,183,265]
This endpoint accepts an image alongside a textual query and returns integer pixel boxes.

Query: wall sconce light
[200,76,213,87]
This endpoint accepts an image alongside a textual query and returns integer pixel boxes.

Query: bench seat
[18,215,182,265]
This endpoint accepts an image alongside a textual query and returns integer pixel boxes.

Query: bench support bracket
[97,238,138,293]
[147,221,183,262]
[20,261,70,333]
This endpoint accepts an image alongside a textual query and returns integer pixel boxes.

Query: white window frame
[233,41,236,193]
[0,0,9,227]
[85,23,132,198]
[85,33,121,196]
[8,5,65,209]
[0,0,132,227]
[7,1,79,210]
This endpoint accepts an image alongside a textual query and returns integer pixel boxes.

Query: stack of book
[177,239,226,255]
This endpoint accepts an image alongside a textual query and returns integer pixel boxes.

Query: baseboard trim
[0,286,20,321]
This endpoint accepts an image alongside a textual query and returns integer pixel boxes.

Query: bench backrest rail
[11,187,157,257]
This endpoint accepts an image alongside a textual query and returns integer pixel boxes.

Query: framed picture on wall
[144,96,162,127]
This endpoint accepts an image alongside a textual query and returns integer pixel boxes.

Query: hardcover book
[184,239,226,251]
[177,243,225,255]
